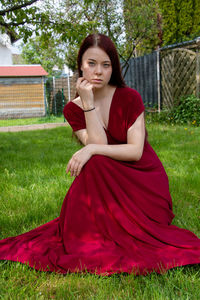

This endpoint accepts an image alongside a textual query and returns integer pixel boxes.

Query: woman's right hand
[76,77,94,110]
[66,144,95,177]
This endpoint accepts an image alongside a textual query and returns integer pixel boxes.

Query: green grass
[0,115,65,127]
[0,124,200,299]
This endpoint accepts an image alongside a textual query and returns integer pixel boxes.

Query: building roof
[0,65,48,77]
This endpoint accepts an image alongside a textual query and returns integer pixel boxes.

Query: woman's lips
[91,79,103,83]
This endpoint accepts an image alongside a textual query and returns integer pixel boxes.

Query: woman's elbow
[132,146,144,161]
[134,152,143,161]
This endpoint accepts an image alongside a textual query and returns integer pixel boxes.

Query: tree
[21,0,126,73]
[158,0,200,45]
[123,0,160,56]
[0,0,45,42]
[21,36,65,75]
[120,0,161,76]
[63,0,160,74]
[0,0,92,73]
[15,0,162,75]
[0,0,89,43]
[64,0,125,61]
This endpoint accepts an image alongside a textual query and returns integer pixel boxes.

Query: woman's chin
[92,85,97,91]
[92,83,104,90]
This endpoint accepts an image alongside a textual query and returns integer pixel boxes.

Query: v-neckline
[70,87,118,131]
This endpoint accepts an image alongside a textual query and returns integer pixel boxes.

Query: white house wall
[0,44,12,65]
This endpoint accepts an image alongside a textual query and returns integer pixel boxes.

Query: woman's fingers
[76,77,94,108]
[66,146,93,178]
[66,159,71,174]
[77,77,93,91]
[76,77,87,88]
[71,160,80,177]
[76,162,84,176]
[66,158,75,176]
[66,156,82,177]
[76,77,85,85]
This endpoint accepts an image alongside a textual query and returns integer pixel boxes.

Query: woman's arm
[75,110,107,145]
[75,77,108,145]
[66,113,145,177]
[90,112,145,161]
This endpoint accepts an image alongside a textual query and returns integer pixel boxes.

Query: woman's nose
[95,64,102,74]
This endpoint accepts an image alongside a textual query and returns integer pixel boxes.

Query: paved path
[0,123,68,132]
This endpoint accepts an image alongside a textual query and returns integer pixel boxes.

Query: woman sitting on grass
[0,33,200,275]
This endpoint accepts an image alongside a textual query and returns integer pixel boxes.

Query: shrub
[169,95,200,126]
[52,89,67,115]
[146,95,200,126]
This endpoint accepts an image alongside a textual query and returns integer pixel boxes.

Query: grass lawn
[0,115,65,127]
[0,124,200,299]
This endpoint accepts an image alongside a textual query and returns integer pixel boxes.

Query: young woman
[0,34,199,275]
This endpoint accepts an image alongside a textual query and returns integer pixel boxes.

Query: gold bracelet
[83,107,95,112]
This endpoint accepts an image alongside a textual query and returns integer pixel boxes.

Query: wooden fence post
[196,51,200,98]
[157,50,161,112]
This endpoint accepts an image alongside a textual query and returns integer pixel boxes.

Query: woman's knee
[86,154,111,168]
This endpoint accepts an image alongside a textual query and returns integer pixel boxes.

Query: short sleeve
[63,102,86,132]
[126,89,145,129]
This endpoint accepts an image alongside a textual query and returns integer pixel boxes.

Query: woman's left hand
[66,144,95,177]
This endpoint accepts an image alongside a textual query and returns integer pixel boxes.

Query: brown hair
[77,33,125,87]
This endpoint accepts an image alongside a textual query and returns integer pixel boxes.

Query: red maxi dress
[0,87,200,275]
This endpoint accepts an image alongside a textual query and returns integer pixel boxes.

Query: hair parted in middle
[77,33,126,88]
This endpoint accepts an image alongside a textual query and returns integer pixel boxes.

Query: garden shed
[0,65,48,119]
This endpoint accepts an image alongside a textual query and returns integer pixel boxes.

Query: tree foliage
[0,0,93,72]
[22,0,127,73]
[62,0,161,74]
[0,0,46,42]
[123,0,160,56]
[7,0,200,75]
[158,0,200,45]
[1,0,162,74]
[21,36,65,75]
[2,0,200,75]
[64,0,125,64]
[0,0,90,43]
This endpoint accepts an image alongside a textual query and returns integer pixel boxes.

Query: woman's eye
[104,64,110,68]
[88,62,95,66]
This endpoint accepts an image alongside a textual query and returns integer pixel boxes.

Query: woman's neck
[93,85,115,102]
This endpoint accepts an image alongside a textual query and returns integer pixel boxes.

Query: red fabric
[0,87,200,275]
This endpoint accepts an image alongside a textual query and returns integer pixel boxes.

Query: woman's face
[81,46,112,89]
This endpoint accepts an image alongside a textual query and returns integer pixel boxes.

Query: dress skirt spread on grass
[0,87,200,275]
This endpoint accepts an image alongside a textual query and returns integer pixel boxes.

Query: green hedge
[146,95,200,126]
